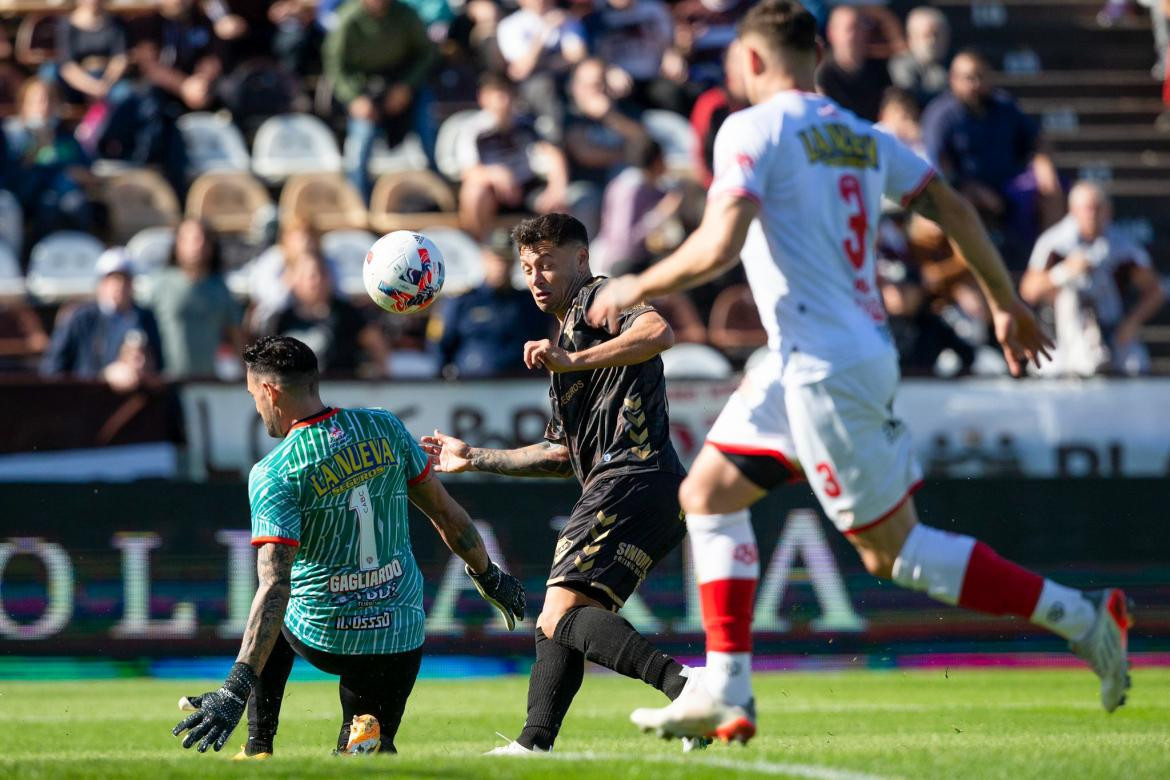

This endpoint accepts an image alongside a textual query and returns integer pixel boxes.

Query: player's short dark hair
[738,0,817,55]
[512,213,590,252]
[243,336,319,387]
[879,87,920,121]
[627,136,664,170]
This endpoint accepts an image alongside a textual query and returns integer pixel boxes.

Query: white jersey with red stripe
[709,90,935,385]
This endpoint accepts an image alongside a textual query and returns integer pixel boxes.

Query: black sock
[517,627,585,751]
[553,606,687,700]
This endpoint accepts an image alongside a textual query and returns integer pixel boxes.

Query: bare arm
[1115,264,1167,346]
[235,542,296,671]
[523,310,674,372]
[420,432,574,478]
[907,177,1053,374]
[587,194,758,332]
[407,471,490,573]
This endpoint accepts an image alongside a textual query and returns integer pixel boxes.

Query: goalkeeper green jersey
[248,407,432,655]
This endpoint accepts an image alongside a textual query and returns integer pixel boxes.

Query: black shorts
[546,471,687,611]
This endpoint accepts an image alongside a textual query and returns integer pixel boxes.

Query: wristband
[223,661,257,700]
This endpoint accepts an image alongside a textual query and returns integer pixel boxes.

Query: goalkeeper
[173,336,525,757]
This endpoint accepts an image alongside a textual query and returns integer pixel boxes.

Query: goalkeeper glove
[466,561,525,630]
[172,662,256,753]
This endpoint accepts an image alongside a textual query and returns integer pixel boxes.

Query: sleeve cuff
[407,459,432,486]
[709,186,763,207]
[251,536,300,548]
[900,169,937,207]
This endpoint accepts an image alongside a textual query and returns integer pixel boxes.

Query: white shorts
[706,352,922,534]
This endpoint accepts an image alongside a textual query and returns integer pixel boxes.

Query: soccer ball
[363,230,445,314]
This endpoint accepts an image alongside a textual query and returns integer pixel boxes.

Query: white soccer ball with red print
[363,230,445,314]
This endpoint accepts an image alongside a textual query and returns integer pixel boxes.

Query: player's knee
[537,606,566,639]
[678,475,712,514]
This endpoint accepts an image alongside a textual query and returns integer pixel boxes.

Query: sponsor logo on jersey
[335,611,394,631]
[560,379,585,405]
[308,437,398,497]
[329,559,404,594]
[797,123,878,170]
[615,542,652,581]
[327,422,350,450]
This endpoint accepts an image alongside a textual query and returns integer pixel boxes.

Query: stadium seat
[321,229,378,297]
[0,240,23,297]
[125,226,175,275]
[0,189,23,258]
[435,110,487,182]
[252,113,343,182]
[102,169,181,244]
[366,133,429,177]
[424,227,484,296]
[279,173,368,232]
[177,112,251,176]
[643,109,698,176]
[708,284,768,353]
[369,170,460,234]
[14,14,54,67]
[186,171,274,235]
[660,342,733,379]
[26,231,105,300]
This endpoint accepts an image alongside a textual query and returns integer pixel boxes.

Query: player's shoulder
[573,276,609,311]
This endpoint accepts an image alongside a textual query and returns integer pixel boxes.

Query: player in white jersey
[590,0,1132,744]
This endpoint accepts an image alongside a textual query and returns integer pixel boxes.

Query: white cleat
[1070,588,1133,713]
[631,667,756,744]
[680,736,711,752]
[483,734,551,756]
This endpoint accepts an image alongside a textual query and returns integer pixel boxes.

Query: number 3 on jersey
[838,174,868,270]
[348,484,380,571]
[816,462,842,498]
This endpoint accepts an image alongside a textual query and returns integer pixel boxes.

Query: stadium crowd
[0,0,1164,387]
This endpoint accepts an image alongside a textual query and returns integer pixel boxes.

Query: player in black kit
[421,214,696,754]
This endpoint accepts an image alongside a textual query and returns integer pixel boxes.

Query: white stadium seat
[0,240,24,297]
[660,342,733,379]
[178,112,251,176]
[321,229,378,297]
[0,188,24,258]
[252,113,343,181]
[424,227,484,296]
[365,133,429,177]
[643,109,697,172]
[435,110,488,182]
[26,231,106,300]
[126,226,176,275]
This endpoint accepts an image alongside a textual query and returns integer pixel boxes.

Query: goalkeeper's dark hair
[512,213,590,253]
[243,336,319,388]
[738,0,817,55]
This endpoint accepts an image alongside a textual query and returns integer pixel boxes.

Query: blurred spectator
[268,252,390,376]
[879,258,975,376]
[888,6,950,109]
[582,0,683,112]
[3,79,92,240]
[1020,181,1165,376]
[816,5,892,121]
[670,0,749,90]
[1097,0,1167,79]
[433,229,547,377]
[0,295,49,372]
[563,58,648,189]
[240,217,339,335]
[496,0,587,140]
[457,74,570,240]
[690,39,748,187]
[877,87,924,153]
[921,49,1063,267]
[446,0,505,73]
[325,0,438,200]
[148,218,243,378]
[56,0,129,106]
[101,328,162,393]
[592,138,683,275]
[127,0,224,193]
[41,249,164,380]
[268,1,324,76]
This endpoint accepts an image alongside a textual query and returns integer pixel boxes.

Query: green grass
[2,669,1168,779]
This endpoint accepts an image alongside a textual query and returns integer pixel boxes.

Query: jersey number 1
[838,174,868,270]
[348,485,380,571]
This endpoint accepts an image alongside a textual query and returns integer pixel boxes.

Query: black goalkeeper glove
[172,662,256,753]
[466,561,525,630]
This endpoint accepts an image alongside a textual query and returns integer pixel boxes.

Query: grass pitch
[2,668,1168,779]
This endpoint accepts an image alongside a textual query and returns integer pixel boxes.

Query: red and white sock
[892,525,1095,640]
[687,510,758,705]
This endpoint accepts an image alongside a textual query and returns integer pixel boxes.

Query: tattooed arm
[420,433,574,478]
[235,542,296,670]
[408,469,491,573]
